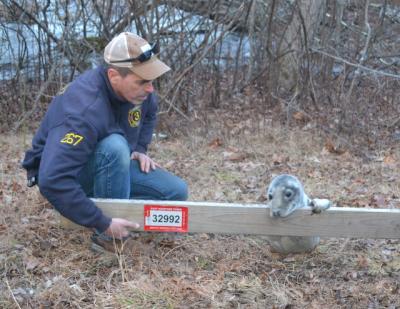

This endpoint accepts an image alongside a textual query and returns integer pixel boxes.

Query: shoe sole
[90,242,114,254]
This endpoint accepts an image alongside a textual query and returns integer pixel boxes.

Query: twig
[9,0,58,43]
[310,48,400,79]
[12,61,58,132]
[270,92,361,154]
[390,117,400,128]
[346,0,372,101]
[164,4,246,96]
[5,276,22,309]
[158,96,191,123]
[91,0,111,39]
[161,242,187,259]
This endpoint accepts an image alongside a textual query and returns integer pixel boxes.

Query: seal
[266,174,331,253]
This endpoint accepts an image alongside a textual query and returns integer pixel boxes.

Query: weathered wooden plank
[59,199,400,239]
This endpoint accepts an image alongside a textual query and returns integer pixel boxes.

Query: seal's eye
[284,189,293,199]
[268,193,273,200]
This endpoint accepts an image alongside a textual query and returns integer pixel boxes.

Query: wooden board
[59,199,400,238]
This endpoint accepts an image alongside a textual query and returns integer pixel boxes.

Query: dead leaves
[271,153,289,166]
[292,111,309,124]
[372,154,397,165]
[223,151,247,162]
[383,154,396,165]
[347,194,390,209]
[2,129,400,309]
[370,194,387,208]
[23,254,41,271]
[354,248,400,278]
[323,138,347,155]
[208,138,248,162]
[208,137,223,149]
[356,255,370,269]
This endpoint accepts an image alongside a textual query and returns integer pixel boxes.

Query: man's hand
[131,151,160,173]
[104,218,140,239]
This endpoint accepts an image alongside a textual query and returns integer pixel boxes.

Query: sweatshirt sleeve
[38,115,111,232]
[22,108,51,180]
[135,94,158,153]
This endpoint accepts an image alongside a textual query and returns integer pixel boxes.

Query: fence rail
[60,199,400,239]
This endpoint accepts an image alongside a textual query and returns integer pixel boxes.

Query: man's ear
[107,68,121,84]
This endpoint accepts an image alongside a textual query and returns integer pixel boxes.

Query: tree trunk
[278,0,326,92]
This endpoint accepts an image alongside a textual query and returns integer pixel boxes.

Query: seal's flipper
[310,198,331,214]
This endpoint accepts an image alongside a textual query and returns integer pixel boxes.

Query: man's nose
[144,82,154,93]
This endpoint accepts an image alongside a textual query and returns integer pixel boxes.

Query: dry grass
[1,114,399,308]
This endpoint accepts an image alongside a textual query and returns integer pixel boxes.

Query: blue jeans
[78,134,188,201]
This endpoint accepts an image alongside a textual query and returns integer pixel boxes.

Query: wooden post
[59,199,400,239]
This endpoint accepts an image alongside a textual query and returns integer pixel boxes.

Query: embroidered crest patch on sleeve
[128,107,141,127]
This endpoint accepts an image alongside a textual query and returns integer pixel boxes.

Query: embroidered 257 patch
[60,133,84,146]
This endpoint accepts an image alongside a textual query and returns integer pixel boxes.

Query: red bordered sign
[144,205,188,232]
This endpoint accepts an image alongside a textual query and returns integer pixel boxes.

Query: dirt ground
[1,111,399,308]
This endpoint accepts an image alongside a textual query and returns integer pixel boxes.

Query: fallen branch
[310,48,400,79]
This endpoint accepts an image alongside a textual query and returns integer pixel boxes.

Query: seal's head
[267,174,308,218]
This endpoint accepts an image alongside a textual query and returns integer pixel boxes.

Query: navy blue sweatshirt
[22,66,158,232]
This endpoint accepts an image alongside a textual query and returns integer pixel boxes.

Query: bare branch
[311,48,400,79]
[12,60,58,132]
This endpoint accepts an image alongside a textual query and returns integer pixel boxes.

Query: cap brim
[130,56,171,80]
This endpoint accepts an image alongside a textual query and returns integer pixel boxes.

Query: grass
[1,115,399,308]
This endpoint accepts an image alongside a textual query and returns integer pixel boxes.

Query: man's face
[108,69,154,104]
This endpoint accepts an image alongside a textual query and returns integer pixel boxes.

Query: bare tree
[0,0,398,147]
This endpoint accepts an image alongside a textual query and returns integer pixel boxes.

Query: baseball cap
[104,32,170,80]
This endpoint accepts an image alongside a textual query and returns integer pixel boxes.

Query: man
[22,32,188,252]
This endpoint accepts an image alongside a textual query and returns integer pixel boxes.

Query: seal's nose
[272,210,281,217]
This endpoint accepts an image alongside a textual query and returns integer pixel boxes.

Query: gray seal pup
[266,174,331,254]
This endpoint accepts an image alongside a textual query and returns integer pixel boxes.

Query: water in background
[0,4,251,81]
